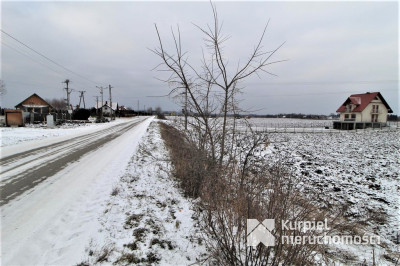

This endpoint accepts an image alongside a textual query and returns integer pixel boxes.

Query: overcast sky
[1,1,398,115]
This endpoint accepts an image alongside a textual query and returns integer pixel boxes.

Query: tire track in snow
[0,119,145,205]
[0,121,134,174]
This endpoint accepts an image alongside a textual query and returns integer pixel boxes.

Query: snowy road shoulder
[78,121,208,265]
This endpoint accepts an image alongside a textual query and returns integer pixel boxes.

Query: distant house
[95,101,119,116]
[14,93,53,123]
[333,92,393,130]
[118,105,127,111]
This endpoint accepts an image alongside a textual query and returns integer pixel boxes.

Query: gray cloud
[1,1,398,114]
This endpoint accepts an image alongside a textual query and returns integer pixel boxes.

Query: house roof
[95,101,118,110]
[336,92,393,113]
[15,93,53,109]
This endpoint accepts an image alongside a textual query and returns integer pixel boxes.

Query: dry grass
[159,121,363,265]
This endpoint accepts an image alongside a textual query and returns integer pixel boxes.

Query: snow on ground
[0,118,130,147]
[1,118,152,265]
[243,117,399,129]
[168,116,398,133]
[78,120,208,265]
[3,115,398,264]
[261,129,400,262]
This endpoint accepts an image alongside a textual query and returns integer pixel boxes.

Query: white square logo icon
[247,219,275,247]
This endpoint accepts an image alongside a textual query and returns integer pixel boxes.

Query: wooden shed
[5,109,24,127]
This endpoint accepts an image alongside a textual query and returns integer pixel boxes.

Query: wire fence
[253,126,398,133]
[170,116,399,134]
[237,120,400,134]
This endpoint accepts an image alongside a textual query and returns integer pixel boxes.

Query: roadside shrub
[110,186,119,196]
[159,122,209,198]
[157,113,166,120]
[160,121,359,265]
[72,108,90,120]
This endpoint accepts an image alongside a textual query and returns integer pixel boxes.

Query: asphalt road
[0,118,147,205]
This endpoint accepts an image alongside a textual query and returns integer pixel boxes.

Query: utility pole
[109,84,113,120]
[93,96,99,116]
[78,90,86,109]
[63,79,72,120]
[96,86,105,120]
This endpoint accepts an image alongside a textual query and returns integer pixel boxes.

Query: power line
[2,41,65,78]
[2,41,95,93]
[1,29,101,86]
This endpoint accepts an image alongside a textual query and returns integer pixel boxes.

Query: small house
[95,101,119,117]
[333,92,393,130]
[15,93,53,123]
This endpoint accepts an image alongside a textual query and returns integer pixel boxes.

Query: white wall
[360,102,388,122]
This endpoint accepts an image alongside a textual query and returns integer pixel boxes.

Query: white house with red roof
[334,92,392,129]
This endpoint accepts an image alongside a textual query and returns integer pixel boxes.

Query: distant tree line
[388,114,399,121]
[245,113,340,119]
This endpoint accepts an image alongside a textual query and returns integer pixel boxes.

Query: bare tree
[151,3,285,165]
[46,98,66,110]
[153,3,367,265]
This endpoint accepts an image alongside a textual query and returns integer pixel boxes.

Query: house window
[372,105,379,113]
[345,114,349,119]
[351,114,356,119]
[371,114,378,122]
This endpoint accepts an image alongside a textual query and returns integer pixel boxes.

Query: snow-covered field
[260,128,400,262]
[241,117,335,128]
[169,116,398,133]
[168,117,399,262]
